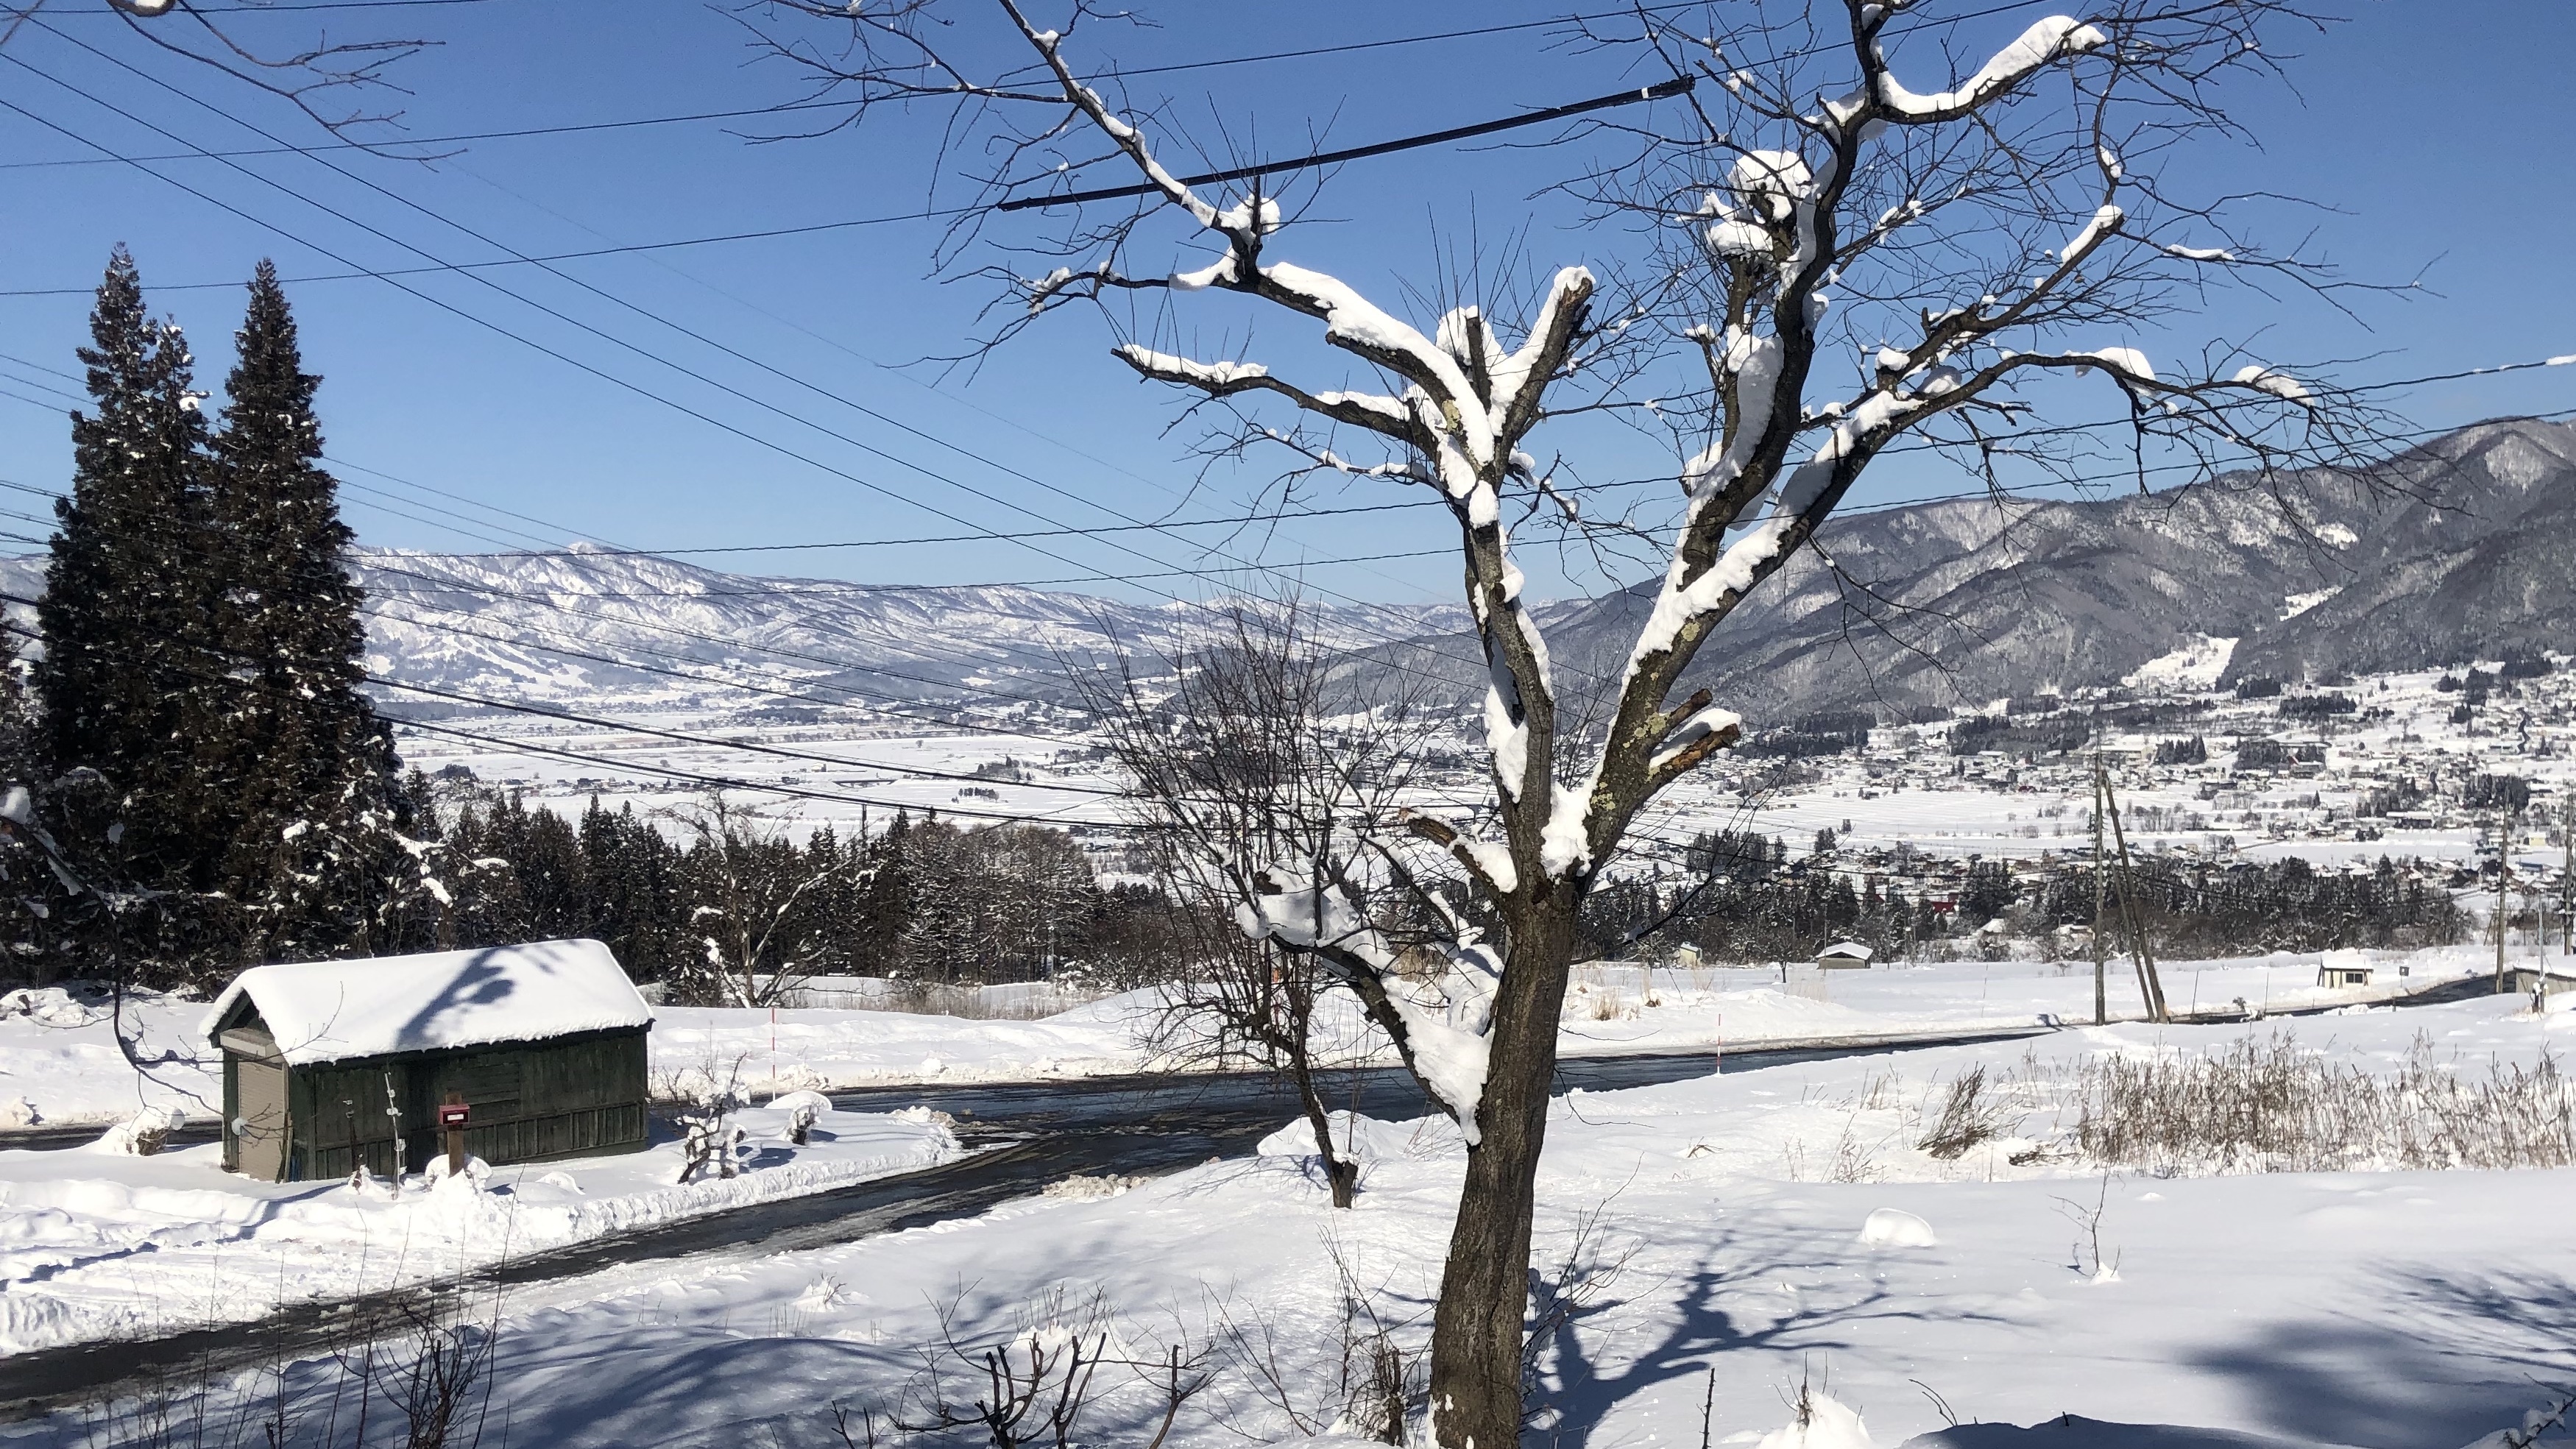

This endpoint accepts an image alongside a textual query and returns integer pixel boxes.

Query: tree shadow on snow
[2173,1262,2576,1449]
[1908,1415,2340,1448]
[1526,1231,2025,1448]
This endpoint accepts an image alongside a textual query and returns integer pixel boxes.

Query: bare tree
[749,2,2391,1439]
[1083,596,1449,1209]
[2,0,430,149]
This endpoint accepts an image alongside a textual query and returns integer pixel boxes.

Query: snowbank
[0,1099,957,1355]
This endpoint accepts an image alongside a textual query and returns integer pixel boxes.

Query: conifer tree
[208,260,401,960]
[35,249,234,976]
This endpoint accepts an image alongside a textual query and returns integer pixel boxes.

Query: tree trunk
[1289,1043,1359,1209]
[1429,893,1577,1448]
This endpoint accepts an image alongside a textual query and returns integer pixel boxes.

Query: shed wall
[271,1029,648,1182]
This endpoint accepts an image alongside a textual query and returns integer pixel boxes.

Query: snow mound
[91,1105,185,1156]
[791,1273,867,1313]
[0,988,105,1029]
[423,1153,494,1191]
[1856,1208,1937,1247]
[1041,1174,1149,1201]
[1257,1110,1462,1163]
[1758,1389,1875,1448]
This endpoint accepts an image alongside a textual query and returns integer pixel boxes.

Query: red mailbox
[437,1102,470,1129]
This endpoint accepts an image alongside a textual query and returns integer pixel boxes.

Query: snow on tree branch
[1847,14,2109,126]
[757,0,2392,1175]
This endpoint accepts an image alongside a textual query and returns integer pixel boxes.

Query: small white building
[2316,948,2374,989]
[1816,941,1875,970]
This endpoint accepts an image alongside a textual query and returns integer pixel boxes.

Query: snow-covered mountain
[4,418,2564,726]
[350,547,1471,715]
[1329,417,2576,721]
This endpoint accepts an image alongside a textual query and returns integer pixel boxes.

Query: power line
[15,18,2572,701]
[395,715,1119,827]
[345,675,1125,800]
[0,208,974,297]
[1,50,1595,701]
[0,346,617,548]
[7,0,1730,177]
[26,20,1567,647]
[0,80,1242,606]
[7,333,2569,587]
[0,0,2062,294]
[996,77,1694,211]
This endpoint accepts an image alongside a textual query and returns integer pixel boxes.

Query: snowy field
[0,948,2493,1129]
[0,1098,958,1356]
[16,989,2573,1447]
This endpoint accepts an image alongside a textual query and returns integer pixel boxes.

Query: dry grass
[1778,1034,2576,1184]
[2067,1032,2576,1175]
[776,981,1105,1020]
[68,1301,502,1449]
[1916,1065,2016,1161]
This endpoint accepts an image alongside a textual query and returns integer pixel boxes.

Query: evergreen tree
[0,662,66,978]
[35,249,234,977]
[207,260,400,960]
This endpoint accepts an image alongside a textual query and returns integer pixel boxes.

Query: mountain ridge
[1,417,2563,726]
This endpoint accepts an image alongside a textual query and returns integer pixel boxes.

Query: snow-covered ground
[18,990,2570,1447]
[0,948,2491,1128]
[386,654,2576,882]
[0,1097,958,1356]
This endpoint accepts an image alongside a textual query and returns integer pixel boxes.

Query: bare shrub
[878,1290,1214,1449]
[67,1295,503,1449]
[1211,1233,1425,1444]
[1917,1066,2017,1161]
[2071,1032,2576,1174]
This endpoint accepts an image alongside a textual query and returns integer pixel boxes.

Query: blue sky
[2,0,2571,606]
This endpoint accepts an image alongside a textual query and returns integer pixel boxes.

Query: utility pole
[2102,761,2170,1023]
[2494,806,2514,994]
[2092,754,2109,1027]
[2561,794,2572,958]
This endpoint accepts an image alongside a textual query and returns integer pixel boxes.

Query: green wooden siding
[258,1027,650,1182]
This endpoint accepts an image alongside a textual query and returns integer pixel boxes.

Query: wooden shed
[202,940,655,1183]
[1816,941,1875,970]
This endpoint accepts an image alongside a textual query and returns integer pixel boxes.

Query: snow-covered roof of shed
[1817,940,1875,959]
[201,939,653,1067]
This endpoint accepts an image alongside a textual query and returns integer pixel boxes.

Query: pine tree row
[425,792,1196,1005]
